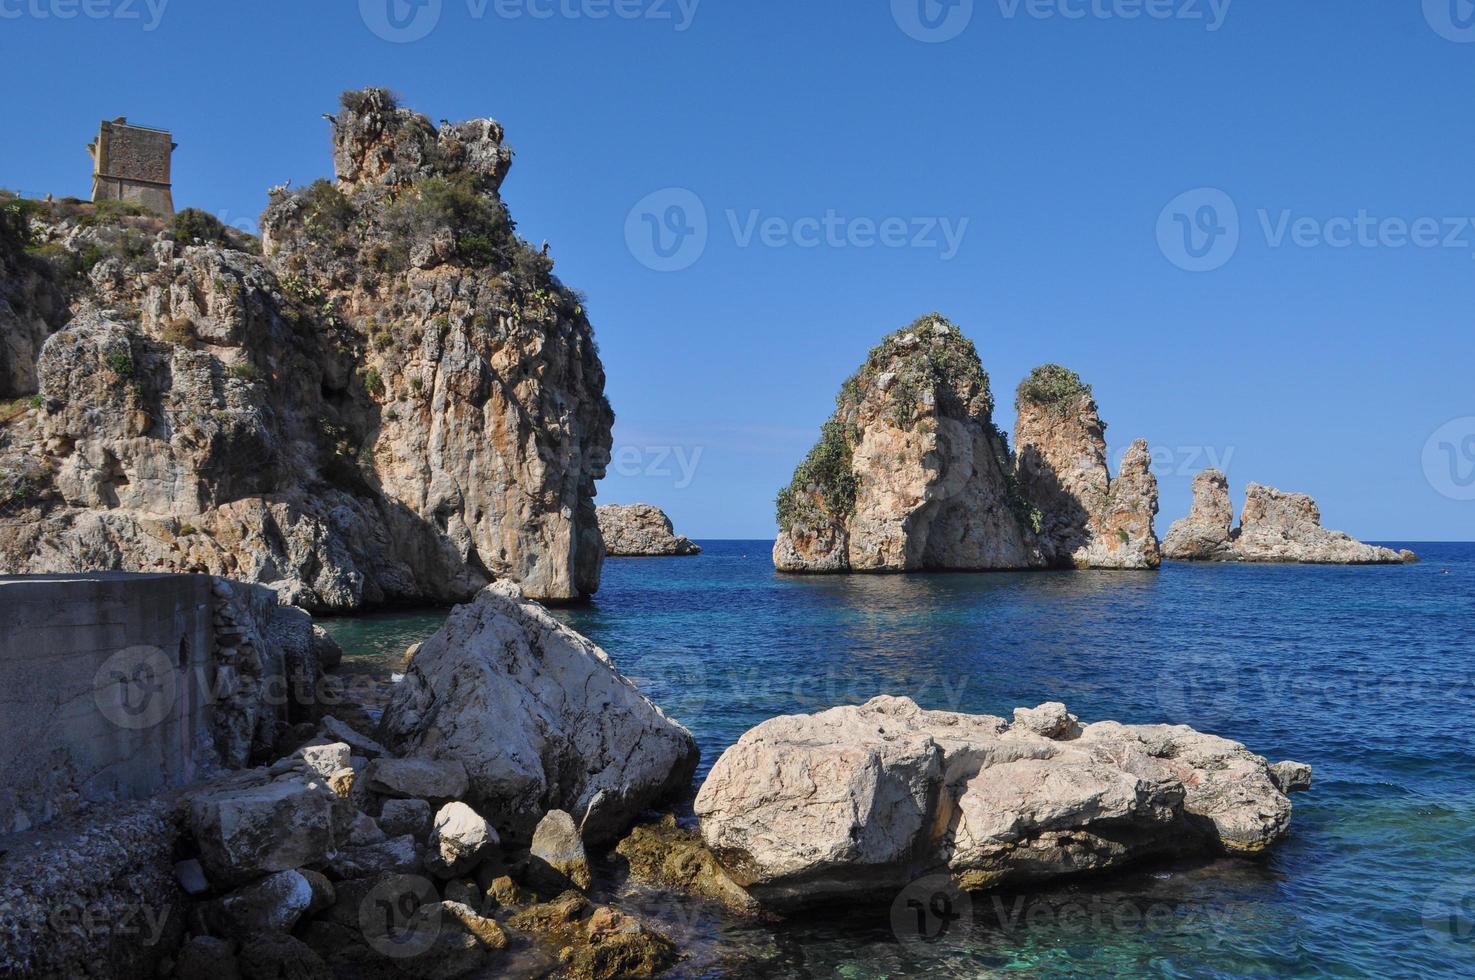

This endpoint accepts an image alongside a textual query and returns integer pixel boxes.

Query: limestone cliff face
[0,89,612,609]
[1013,365,1160,569]
[597,504,700,557]
[773,316,1043,574]
[1163,470,1411,564]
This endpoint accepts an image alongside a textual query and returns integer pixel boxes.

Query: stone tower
[88,117,176,215]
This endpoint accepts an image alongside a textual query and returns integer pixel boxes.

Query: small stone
[175,936,240,980]
[348,811,386,845]
[530,810,591,892]
[174,858,210,896]
[327,768,356,799]
[319,715,388,758]
[1269,760,1314,793]
[429,801,498,877]
[1011,702,1082,740]
[324,835,423,878]
[207,870,314,937]
[298,742,351,779]
[379,798,433,839]
[364,757,469,800]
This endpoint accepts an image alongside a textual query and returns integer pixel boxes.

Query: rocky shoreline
[0,574,1312,979]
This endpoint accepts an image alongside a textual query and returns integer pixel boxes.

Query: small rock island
[1163,469,1416,565]
[772,315,1161,574]
[596,504,701,557]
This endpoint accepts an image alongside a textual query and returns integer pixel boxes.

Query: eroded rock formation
[773,315,1044,573]
[1163,470,1412,564]
[597,503,700,556]
[377,581,700,844]
[694,696,1309,909]
[0,89,612,608]
[1013,365,1161,569]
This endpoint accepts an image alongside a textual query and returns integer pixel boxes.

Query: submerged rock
[1163,470,1412,564]
[694,696,1307,909]
[773,315,1044,574]
[0,88,612,608]
[1013,365,1161,569]
[597,503,701,556]
[377,582,699,844]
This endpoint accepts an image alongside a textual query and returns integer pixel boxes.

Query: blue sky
[3,0,1473,540]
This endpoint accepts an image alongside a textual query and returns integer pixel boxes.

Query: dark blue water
[324,542,1475,978]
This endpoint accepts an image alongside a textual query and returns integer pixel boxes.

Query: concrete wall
[0,573,214,833]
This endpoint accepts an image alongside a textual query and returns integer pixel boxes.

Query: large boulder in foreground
[377,582,699,844]
[1163,470,1412,564]
[773,316,1044,574]
[694,697,1307,909]
[1013,365,1161,569]
[597,503,701,556]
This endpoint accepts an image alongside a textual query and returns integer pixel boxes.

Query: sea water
[322,542,1475,977]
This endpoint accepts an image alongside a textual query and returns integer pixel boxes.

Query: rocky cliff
[773,315,1044,573]
[0,89,612,609]
[1013,365,1161,569]
[1162,470,1413,564]
[597,503,700,556]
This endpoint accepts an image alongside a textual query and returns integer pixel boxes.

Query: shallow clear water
[323,542,1475,978]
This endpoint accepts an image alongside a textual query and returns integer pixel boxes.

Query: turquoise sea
[322,541,1475,978]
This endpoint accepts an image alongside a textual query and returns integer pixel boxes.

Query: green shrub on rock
[1016,364,1092,415]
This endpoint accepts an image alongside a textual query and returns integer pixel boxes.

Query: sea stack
[772,315,1043,574]
[597,504,701,556]
[1013,364,1161,569]
[1162,470,1414,564]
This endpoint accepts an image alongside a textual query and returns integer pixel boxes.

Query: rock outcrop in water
[0,88,612,609]
[1163,470,1413,564]
[597,503,700,556]
[693,696,1309,909]
[1013,365,1161,569]
[773,315,1044,573]
[377,581,700,845]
